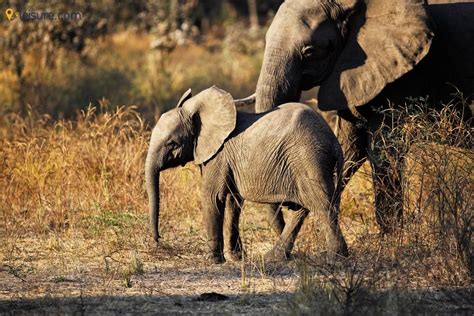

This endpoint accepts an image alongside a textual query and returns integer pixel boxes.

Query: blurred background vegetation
[0,0,284,119]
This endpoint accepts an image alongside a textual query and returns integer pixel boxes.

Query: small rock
[195,292,229,302]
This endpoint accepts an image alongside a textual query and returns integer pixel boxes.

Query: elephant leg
[367,111,404,234]
[336,111,368,190]
[368,138,404,234]
[202,190,226,264]
[224,193,244,261]
[313,179,348,257]
[338,108,404,234]
[296,166,348,258]
[265,208,309,260]
[325,201,349,257]
[263,203,285,235]
[370,161,403,234]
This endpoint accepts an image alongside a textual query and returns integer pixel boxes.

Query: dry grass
[1,103,147,235]
[0,97,473,313]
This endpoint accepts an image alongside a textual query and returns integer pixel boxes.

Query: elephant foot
[225,249,243,262]
[205,252,225,264]
[318,247,350,266]
[336,242,349,258]
[264,246,290,263]
[259,251,292,276]
[325,233,349,258]
[378,223,403,237]
[323,246,349,261]
[225,237,244,262]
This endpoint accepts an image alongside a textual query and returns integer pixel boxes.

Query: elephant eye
[301,45,315,58]
[302,42,333,59]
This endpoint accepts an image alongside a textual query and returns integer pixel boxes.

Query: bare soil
[1,258,295,314]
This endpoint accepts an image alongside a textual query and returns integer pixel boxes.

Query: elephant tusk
[234,93,256,107]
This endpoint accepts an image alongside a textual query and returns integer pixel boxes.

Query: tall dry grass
[0,103,208,234]
[1,102,149,236]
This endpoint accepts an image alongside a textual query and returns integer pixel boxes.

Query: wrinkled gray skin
[145,86,348,263]
[253,0,474,234]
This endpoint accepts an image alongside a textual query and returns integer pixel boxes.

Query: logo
[5,8,19,21]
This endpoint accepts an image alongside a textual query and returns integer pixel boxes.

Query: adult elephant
[251,0,474,234]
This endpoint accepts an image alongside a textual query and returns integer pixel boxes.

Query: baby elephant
[145,86,348,263]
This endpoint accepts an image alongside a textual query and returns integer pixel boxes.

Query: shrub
[373,95,473,280]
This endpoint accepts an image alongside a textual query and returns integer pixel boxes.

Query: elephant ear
[183,86,237,165]
[176,88,192,108]
[318,0,434,111]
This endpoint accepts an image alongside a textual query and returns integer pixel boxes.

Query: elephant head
[255,0,434,112]
[145,87,237,242]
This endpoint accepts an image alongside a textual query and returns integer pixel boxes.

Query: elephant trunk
[145,150,161,242]
[256,45,301,113]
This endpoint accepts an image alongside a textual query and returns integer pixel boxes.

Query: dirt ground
[2,249,472,315]
[0,226,304,314]
[1,215,473,315]
[1,256,296,314]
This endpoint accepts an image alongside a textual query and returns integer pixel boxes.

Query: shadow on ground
[1,292,292,314]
